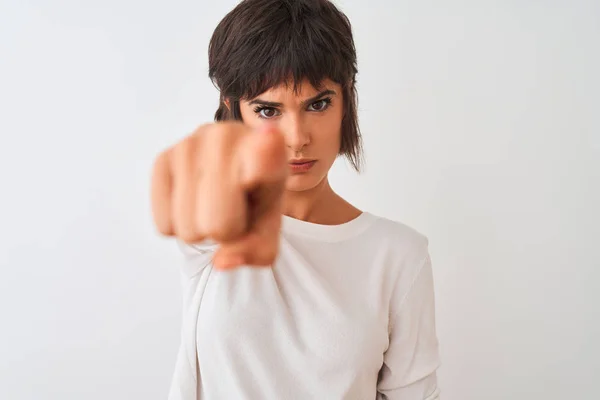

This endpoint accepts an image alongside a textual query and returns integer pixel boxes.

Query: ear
[224,98,231,111]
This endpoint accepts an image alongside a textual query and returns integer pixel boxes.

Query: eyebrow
[248,89,337,108]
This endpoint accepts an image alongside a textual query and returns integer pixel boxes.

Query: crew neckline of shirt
[281,211,376,242]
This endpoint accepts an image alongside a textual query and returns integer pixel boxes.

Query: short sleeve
[176,239,218,279]
[377,245,441,400]
[170,240,219,400]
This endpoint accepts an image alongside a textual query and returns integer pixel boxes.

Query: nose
[281,114,310,154]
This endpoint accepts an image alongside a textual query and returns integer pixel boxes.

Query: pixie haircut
[208,0,363,172]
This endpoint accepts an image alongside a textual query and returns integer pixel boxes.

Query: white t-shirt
[168,212,441,400]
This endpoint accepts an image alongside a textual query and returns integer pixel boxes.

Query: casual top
[168,211,441,400]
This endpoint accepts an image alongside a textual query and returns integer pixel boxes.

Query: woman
[151,0,441,399]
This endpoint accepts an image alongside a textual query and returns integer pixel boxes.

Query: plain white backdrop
[1,0,598,399]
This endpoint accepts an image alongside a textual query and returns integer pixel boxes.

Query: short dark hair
[208,0,363,172]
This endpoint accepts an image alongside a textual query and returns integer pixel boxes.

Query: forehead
[253,77,339,99]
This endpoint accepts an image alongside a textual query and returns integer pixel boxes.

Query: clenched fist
[151,122,288,269]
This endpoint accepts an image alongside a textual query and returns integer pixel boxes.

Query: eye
[253,107,280,119]
[307,98,332,112]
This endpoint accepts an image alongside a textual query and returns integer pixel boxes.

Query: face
[237,78,344,192]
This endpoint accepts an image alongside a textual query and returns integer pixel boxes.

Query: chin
[285,174,324,192]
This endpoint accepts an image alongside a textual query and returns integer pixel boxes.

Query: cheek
[316,111,343,155]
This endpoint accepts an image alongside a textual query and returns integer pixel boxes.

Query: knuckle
[193,122,215,138]
[207,229,228,242]
[175,223,199,244]
[201,211,244,242]
[174,134,196,161]
[206,121,246,149]
[155,220,174,236]
[151,148,174,186]
[206,223,241,242]
[152,149,169,174]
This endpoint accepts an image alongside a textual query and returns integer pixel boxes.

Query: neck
[282,176,362,225]
[282,176,336,223]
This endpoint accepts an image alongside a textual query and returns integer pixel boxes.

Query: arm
[377,248,441,400]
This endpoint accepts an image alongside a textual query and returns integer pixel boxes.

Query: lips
[288,159,317,173]
[289,159,315,165]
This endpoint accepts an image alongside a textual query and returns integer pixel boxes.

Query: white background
[1,0,598,399]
